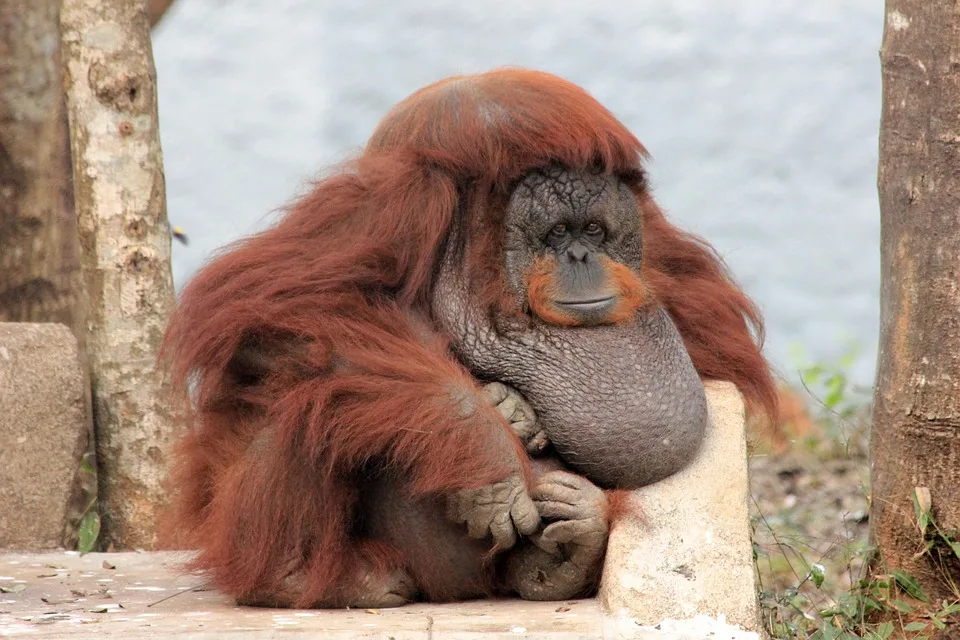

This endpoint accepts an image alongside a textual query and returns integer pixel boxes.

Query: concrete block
[598,380,761,633]
[0,323,87,551]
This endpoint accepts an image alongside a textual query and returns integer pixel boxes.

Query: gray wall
[153,0,884,387]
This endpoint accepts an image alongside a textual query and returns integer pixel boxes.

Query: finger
[532,482,582,506]
[509,405,530,426]
[538,470,593,491]
[510,490,541,536]
[541,519,580,545]
[482,382,509,405]
[541,519,606,546]
[535,499,595,522]
[489,510,518,550]
[498,395,521,422]
[531,532,560,556]
[527,431,550,455]
[519,401,536,420]
[511,394,536,422]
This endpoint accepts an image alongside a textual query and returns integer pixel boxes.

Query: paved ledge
[0,552,760,639]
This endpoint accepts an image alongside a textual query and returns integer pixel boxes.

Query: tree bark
[60,0,182,550]
[0,0,99,551]
[873,0,960,603]
[145,0,178,28]
[0,0,81,332]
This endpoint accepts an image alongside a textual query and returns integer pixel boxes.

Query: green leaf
[892,570,930,603]
[78,510,100,553]
[946,538,960,559]
[862,622,894,640]
[802,364,825,385]
[942,602,960,614]
[810,563,826,589]
[861,596,883,613]
[811,625,841,640]
[889,599,915,614]
[904,621,928,632]
[838,351,858,368]
[823,373,847,409]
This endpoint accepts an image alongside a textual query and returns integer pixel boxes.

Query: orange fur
[602,258,649,323]
[161,68,779,606]
[526,256,580,326]
[748,385,820,455]
[638,198,779,423]
[525,256,648,327]
[605,489,634,528]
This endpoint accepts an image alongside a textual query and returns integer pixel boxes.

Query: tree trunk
[0,0,81,332]
[60,0,182,550]
[873,0,960,604]
[0,0,99,551]
[145,0,178,28]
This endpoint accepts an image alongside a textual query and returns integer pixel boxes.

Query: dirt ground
[747,384,873,633]
[750,451,871,597]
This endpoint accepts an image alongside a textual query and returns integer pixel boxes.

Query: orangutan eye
[584,222,602,235]
[545,223,569,247]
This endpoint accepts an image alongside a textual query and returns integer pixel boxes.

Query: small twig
[146,581,211,607]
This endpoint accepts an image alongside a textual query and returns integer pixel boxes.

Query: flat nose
[566,241,589,263]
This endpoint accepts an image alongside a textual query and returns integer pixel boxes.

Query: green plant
[786,340,872,457]
[755,479,960,638]
[76,452,100,553]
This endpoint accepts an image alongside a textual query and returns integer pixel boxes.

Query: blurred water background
[152,0,884,387]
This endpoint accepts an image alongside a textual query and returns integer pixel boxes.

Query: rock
[0,323,87,551]
[598,380,761,633]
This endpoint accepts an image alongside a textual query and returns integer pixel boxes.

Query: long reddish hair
[161,68,777,601]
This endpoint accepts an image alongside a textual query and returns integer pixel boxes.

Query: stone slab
[0,323,87,551]
[598,381,761,632]
[0,552,761,639]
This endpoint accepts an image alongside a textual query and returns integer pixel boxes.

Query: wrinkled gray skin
[433,167,709,489]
